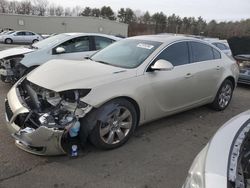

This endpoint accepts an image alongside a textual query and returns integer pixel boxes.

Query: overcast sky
[13,0,250,21]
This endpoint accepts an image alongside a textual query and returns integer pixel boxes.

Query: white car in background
[183,110,250,188]
[205,39,232,56]
[0,30,43,44]
[0,33,121,82]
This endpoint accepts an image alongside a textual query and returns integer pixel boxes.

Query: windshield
[5,31,14,35]
[91,39,162,68]
[32,34,69,49]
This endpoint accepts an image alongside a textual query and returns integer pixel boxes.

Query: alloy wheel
[218,83,232,108]
[99,106,132,145]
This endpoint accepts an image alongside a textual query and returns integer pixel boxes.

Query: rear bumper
[5,85,66,155]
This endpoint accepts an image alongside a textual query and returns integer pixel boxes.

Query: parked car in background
[0,30,43,44]
[0,33,121,82]
[182,110,250,188]
[234,54,250,84]
[0,30,15,35]
[205,39,232,56]
[5,35,239,155]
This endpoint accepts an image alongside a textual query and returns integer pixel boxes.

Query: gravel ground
[0,43,249,188]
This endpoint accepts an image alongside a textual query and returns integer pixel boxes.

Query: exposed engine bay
[11,78,93,155]
[0,55,26,82]
[228,120,250,188]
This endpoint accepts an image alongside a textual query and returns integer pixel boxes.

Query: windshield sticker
[137,43,154,50]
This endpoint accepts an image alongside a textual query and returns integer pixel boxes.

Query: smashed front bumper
[5,85,66,155]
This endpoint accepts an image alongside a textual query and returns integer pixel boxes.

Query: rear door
[188,41,223,102]
[24,32,37,43]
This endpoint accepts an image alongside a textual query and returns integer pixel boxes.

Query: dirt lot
[0,44,249,188]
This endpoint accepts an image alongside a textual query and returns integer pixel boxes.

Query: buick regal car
[182,110,250,188]
[0,33,120,83]
[5,35,239,155]
[234,54,250,84]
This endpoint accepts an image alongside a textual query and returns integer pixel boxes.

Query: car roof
[128,34,205,44]
[64,32,121,41]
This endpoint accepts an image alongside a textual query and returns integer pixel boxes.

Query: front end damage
[5,78,92,155]
[0,55,26,83]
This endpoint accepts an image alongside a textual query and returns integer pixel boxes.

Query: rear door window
[16,32,26,36]
[190,42,214,62]
[154,42,189,66]
[212,42,229,50]
[94,36,114,50]
[212,48,221,59]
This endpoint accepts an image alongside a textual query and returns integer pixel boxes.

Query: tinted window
[212,42,229,50]
[16,32,26,36]
[212,48,221,59]
[57,36,90,53]
[155,42,189,66]
[190,42,214,62]
[25,32,35,36]
[94,36,114,50]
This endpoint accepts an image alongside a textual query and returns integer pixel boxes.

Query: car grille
[5,100,13,121]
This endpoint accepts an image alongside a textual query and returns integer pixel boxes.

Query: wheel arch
[108,96,141,126]
[225,76,236,89]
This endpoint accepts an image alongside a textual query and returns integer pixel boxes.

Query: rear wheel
[5,38,13,44]
[211,79,233,111]
[89,99,137,150]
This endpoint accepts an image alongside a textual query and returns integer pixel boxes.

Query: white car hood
[0,47,35,59]
[27,59,136,92]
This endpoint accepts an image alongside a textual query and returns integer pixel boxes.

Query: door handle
[185,73,193,78]
[216,66,221,70]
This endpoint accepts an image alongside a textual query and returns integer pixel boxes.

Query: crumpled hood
[27,59,136,92]
[0,46,35,59]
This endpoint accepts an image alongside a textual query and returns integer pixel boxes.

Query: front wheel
[5,38,13,44]
[211,79,233,111]
[32,39,39,43]
[89,99,137,150]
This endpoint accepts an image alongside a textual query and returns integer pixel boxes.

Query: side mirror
[151,59,174,71]
[55,47,65,54]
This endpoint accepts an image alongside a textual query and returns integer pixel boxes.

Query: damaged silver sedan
[5,35,239,155]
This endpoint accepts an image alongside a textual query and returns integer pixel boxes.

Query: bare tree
[0,0,8,13]
[48,4,56,16]
[18,0,32,15]
[72,6,82,16]
[55,5,64,16]
[33,0,48,16]
[64,7,72,16]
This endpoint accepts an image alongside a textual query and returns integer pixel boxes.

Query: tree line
[0,0,250,39]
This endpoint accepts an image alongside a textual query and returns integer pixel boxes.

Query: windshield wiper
[94,60,112,66]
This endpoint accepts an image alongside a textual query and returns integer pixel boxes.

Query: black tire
[211,79,234,111]
[32,39,38,43]
[5,38,13,44]
[89,98,137,150]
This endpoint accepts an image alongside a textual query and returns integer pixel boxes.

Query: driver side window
[56,36,90,54]
[154,42,190,66]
